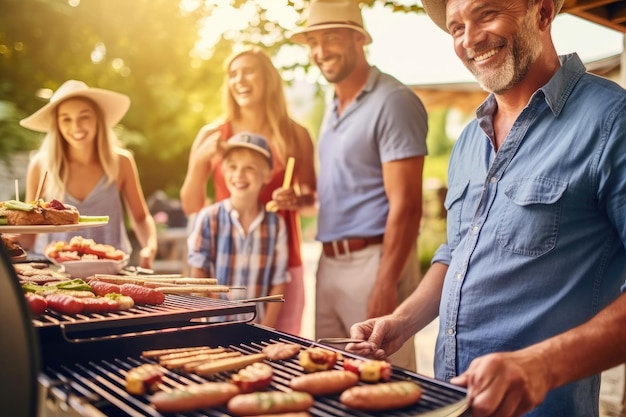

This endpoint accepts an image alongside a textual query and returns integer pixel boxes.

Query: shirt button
[447,328,454,335]
[472,226,479,234]
[490,177,497,183]
[456,273,462,280]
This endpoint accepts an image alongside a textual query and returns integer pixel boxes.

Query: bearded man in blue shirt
[347,0,626,416]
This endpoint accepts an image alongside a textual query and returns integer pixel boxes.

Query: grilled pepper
[126,364,164,395]
[299,347,339,373]
[343,358,392,382]
[231,362,273,393]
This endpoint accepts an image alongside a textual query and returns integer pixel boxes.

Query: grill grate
[39,325,469,417]
[32,294,256,334]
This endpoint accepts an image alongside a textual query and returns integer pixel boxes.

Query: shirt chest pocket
[497,178,567,257]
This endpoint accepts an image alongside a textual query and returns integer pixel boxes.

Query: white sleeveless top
[34,176,132,256]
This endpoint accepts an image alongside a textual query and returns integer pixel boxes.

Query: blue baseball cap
[224,132,273,169]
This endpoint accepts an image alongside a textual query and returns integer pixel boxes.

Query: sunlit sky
[191,1,625,86]
[363,4,625,85]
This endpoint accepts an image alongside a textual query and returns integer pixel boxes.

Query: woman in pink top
[180,47,316,336]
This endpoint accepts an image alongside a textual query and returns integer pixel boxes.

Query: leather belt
[322,235,384,258]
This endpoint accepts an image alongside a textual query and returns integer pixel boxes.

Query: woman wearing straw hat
[19,80,158,269]
[290,0,428,372]
[180,47,317,336]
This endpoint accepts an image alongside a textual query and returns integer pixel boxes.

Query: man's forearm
[375,206,421,289]
[180,161,211,215]
[394,261,447,335]
[531,292,626,391]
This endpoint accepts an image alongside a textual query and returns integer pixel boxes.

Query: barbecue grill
[0,245,470,417]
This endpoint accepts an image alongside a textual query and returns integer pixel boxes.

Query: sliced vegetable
[55,278,92,292]
[79,215,110,223]
[126,364,164,395]
[299,347,339,373]
[231,362,273,393]
[3,200,35,211]
[343,358,392,382]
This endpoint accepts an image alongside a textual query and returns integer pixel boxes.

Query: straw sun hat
[422,0,565,32]
[290,0,372,45]
[20,80,131,133]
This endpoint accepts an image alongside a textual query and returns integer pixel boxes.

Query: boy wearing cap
[187,132,288,328]
[290,0,428,371]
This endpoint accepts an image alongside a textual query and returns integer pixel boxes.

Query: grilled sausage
[24,292,48,315]
[193,353,266,376]
[227,391,314,416]
[88,280,121,296]
[81,296,119,313]
[120,283,165,305]
[150,382,240,413]
[45,294,85,315]
[290,370,358,395]
[340,381,422,411]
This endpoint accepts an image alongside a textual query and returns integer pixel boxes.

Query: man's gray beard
[468,12,542,94]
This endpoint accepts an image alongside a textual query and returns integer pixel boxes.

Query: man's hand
[347,314,409,361]
[451,350,551,417]
[270,187,299,211]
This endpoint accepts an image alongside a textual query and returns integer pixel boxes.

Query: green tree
[0,0,428,198]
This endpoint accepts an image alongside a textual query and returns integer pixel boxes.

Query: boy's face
[222,149,271,200]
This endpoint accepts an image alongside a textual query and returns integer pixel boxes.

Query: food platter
[0,221,108,234]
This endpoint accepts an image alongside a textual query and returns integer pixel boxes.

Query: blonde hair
[221,47,300,166]
[35,97,120,200]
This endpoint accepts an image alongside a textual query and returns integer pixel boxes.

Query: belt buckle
[331,239,351,258]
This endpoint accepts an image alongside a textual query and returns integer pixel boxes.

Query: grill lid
[0,244,40,417]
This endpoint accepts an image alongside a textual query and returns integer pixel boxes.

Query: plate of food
[0,199,109,233]
[44,236,129,278]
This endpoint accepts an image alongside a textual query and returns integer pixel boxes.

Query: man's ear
[538,0,556,30]
[351,30,366,46]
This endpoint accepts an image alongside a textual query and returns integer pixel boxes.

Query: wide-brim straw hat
[422,0,565,32]
[290,0,372,45]
[20,79,131,133]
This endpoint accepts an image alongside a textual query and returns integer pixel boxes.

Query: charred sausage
[150,382,239,413]
[290,370,358,395]
[227,391,314,416]
[340,380,422,411]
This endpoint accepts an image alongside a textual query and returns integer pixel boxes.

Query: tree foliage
[0,0,425,197]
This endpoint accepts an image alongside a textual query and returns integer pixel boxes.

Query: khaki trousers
[315,243,421,372]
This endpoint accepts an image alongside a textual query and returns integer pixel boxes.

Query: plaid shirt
[187,199,288,320]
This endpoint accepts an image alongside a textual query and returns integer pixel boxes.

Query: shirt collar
[223,198,266,234]
[332,65,379,104]
[477,53,586,118]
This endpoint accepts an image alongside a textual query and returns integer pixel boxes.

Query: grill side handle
[58,315,256,344]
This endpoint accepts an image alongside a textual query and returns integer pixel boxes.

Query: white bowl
[50,256,129,278]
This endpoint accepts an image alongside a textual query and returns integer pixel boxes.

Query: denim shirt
[432,53,626,416]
